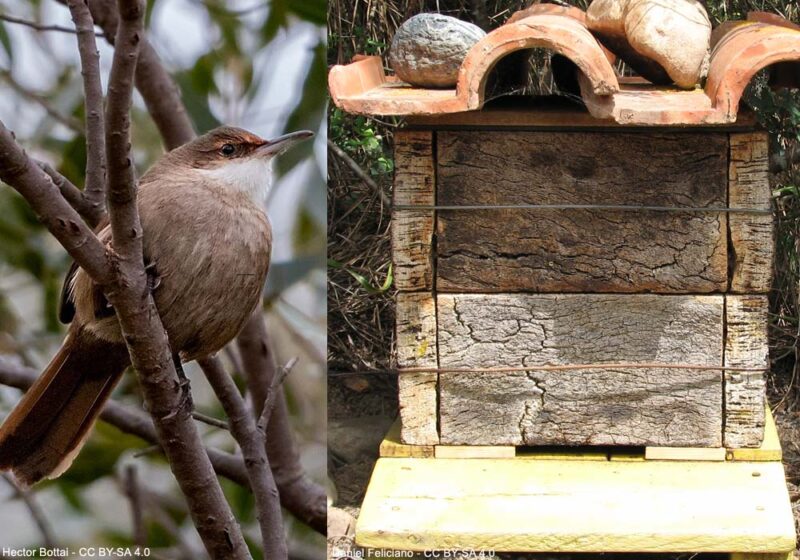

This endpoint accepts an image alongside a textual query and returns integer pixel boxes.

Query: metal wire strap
[393,203,772,214]
[399,363,768,373]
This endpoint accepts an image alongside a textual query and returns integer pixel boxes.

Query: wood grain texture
[392,130,435,291]
[729,132,774,293]
[724,295,769,448]
[357,458,796,552]
[437,294,724,446]
[396,292,439,444]
[435,131,729,293]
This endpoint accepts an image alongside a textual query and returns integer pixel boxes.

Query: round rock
[389,13,486,88]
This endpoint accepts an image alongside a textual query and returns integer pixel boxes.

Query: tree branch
[67,0,107,227]
[0,70,83,133]
[199,356,287,560]
[123,464,146,547]
[0,13,104,37]
[0,358,250,488]
[99,2,249,557]
[1,473,57,548]
[69,0,195,149]
[236,314,327,535]
[0,122,111,283]
[35,160,97,222]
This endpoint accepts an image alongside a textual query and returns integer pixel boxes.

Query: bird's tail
[0,327,130,486]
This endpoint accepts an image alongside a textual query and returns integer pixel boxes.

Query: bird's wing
[58,216,112,324]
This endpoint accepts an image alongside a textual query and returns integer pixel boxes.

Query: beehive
[329,6,800,452]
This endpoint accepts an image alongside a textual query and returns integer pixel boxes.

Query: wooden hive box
[392,110,773,450]
[327,7,800,453]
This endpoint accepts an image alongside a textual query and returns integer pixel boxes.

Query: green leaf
[262,0,287,42]
[289,0,326,25]
[328,260,393,295]
[0,22,12,63]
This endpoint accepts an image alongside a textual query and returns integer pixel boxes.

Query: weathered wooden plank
[436,131,729,293]
[437,294,724,446]
[729,132,774,293]
[724,295,769,448]
[392,130,435,291]
[380,419,435,458]
[727,406,781,461]
[396,292,439,445]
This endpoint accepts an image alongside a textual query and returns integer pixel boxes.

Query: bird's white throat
[198,157,275,204]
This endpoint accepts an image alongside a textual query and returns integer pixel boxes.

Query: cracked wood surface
[724,295,769,447]
[437,294,724,446]
[392,130,435,291]
[396,292,439,444]
[729,132,774,293]
[435,131,729,293]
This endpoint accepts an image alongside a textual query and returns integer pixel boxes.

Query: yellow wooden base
[356,457,796,552]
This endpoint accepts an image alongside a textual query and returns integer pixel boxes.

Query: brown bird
[0,126,313,486]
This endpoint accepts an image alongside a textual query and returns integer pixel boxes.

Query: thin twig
[328,139,390,207]
[123,465,146,547]
[0,70,83,133]
[67,0,195,149]
[35,160,97,221]
[1,473,57,548]
[192,411,229,430]
[199,356,287,560]
[0,13,104,36]
[257,357,298,434]
[236,313,326,535]
[67,0,108,226]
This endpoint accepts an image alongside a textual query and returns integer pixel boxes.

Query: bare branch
[104,0,142,263]
[236,314,327,535]
[0,70,83,133]
[257,356,297,434]
[67,0,107,227]
[66,0,195,149]
[192,411,229,430]
[123,465,146,547]
[35,160,97,221]
[99,2,250,557]
[0,13,104,37]
[0,357,251,489]
[199,356,287,560]
[0,122,111,283]
[1,473,57,548]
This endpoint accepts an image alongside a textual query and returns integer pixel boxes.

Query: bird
[0,126,313,486]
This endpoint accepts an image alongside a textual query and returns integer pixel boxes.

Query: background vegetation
[0,0,326,557]
[327,0,800,527]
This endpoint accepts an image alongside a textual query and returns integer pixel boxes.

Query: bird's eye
[220,144,236,156]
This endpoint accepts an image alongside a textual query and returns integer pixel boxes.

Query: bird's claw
[145,262,161,292]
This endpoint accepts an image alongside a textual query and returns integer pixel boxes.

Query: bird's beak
[257,130,315,157]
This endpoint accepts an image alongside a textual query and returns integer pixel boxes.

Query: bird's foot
[145,261,161,292]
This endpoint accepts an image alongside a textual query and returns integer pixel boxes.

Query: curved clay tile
[507,3,587,25]
[706,22,800,120]
[458,13,619,110]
